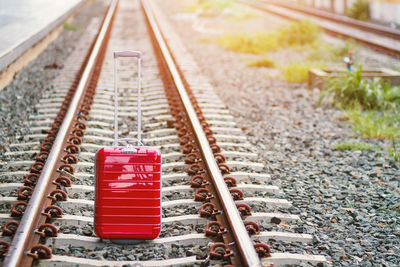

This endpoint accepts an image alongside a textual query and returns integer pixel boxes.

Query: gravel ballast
[0,0,108,157]
[0,0,399,265]
[154,0,400,266]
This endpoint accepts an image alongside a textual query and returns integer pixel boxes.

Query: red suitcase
[94,51,161,240]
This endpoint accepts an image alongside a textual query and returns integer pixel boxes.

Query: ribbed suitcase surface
[95,146,161,239]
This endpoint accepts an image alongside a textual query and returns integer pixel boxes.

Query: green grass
[388,140,400,161]
[216,20,320,54]
[319,67,400,161]
[306,40,359,62]
[229,10,258,21]
[217,32,278,54]
[215,20,324,83]
[247,57,275,68]
[186,0,256,19]
[346,110,400,139]
[64,22,77,31]
[281,63,310,83]
[186,0,233,17]
[198,37,212,43]
[275,20,320,47]
[281,62,325,83]
[319,66,400,110]
[332,141,377,151]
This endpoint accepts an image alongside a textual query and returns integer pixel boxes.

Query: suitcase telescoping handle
[113,50,142,147]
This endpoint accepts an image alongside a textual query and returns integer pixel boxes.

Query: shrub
[332,141,376,151]
[347,0,370,21]
[319,66,400,110]
[247,57,275,68]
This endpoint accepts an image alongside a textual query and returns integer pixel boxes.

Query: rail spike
[27,245,52,260]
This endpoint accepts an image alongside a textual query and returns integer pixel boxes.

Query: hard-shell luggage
[94,51,161,240]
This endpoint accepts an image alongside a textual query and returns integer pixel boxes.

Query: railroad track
[0,0,327,266]
[241,0,400,56]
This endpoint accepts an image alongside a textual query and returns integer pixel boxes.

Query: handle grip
[114,50,142,58]
[113,51,142,146]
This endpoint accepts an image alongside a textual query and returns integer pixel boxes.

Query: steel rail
[2,0,119,266]
[264,0,400,40]
[140,0,261,266]
[241,0,400,56]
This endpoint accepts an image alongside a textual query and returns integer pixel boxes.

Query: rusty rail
[2,0,118,266]
[141,0,266,266]
[266,0,400,40]
[242,0,400,57]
